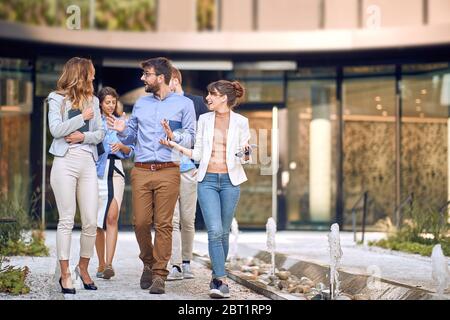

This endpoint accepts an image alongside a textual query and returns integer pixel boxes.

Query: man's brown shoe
[140,265,152,289]
[149,276,165,294]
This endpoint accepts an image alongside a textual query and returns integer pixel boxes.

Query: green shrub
[369,237,450,257]
[369,201,449,257]
[0,230,49,257]
[0,195,30,247]
[0,196,49,257]
[400,202,448,243]
[0,257,30,295]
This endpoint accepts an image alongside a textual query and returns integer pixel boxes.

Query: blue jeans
[197,173,240,279]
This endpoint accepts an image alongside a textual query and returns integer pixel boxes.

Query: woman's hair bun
[231,81,245,99]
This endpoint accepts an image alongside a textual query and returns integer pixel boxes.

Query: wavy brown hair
[56,57,95,110]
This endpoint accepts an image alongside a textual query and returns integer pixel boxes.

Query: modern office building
[1,0,450,230]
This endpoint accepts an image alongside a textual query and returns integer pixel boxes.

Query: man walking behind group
[108,57,196,294]
[167,67,209,281]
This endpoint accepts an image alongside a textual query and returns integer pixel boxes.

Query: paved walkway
[3,229,449,299]
[193,230,450,294]
[1,230,267,300]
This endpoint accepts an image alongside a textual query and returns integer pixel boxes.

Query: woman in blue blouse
[95,87,133,280]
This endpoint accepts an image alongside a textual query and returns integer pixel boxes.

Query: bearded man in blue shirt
[108,57,195,294]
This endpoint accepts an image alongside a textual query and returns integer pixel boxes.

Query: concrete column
[221,0,253,31]
[324,0,358,29]
[258,0,320,30]
[309,86,331,222]
[157,0,196,31]
[429,0,450,25]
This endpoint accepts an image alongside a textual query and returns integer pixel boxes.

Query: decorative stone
[300,285,311,294]
[300,277,315,287]
[240,273,258,281]
[277,280,289,290]
[288,286,298,293]
[276,271,291,280]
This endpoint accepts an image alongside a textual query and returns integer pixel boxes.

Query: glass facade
[2,57,450,230]
[400,63,450,216]
[0,57,33,211]
[342,66,397,227]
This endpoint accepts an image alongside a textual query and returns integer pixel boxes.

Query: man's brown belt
[135,162,179,171]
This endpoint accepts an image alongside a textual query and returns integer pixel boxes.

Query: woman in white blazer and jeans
[48,57,105,294]
[160,80,251,298]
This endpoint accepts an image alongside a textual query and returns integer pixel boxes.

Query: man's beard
[145,82,160,93]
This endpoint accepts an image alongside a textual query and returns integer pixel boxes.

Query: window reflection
[401,64,450,212]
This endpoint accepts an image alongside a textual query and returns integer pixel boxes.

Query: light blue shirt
[96,117,134,178]
[176,91,196,173]
[118,93,196,163]
[179,155,196,173]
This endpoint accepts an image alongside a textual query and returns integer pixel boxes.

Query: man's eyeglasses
[142,71,158,78]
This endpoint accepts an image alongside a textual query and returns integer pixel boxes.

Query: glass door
[285,68,338,229]
[342,65,396,228]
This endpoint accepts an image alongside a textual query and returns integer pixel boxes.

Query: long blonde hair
[56,57,95,110]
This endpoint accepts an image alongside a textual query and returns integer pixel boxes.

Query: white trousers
[50,148,98,260]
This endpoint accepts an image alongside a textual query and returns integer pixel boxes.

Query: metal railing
[394,193,414,229]
[351,191,369,243]
[0,218,17,224]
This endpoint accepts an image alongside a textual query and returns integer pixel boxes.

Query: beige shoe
[103,265,115,280]
[96,266,105,278]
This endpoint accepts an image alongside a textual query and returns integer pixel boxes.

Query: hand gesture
[64,131,85,144]
[109,142,123,153]
[107,112,126,132]
[243,143,251,161]
[161,119,174,140]
[82,107,94,121]
[159,138,176,148]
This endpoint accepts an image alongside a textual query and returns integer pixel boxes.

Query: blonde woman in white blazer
[160,80,251,299]
[48,57,105,294]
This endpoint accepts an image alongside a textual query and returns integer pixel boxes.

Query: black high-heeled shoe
[59,277,76,294]
[75,266,98,290]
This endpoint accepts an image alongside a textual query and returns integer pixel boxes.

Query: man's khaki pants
[131,165,180,279]
[170,169,198,266]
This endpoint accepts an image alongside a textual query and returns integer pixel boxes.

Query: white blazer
[192,111,251,186]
